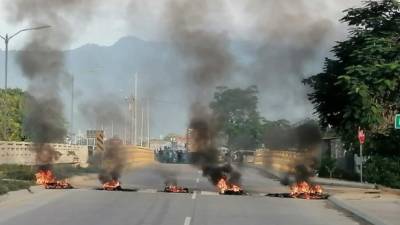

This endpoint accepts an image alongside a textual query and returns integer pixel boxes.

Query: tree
[210,85,264,150]
[304,0,400,148]
[0,89,25,141]
[304,0,400,187]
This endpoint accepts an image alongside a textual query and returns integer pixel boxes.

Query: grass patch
[0,180,34,195]
[0,164,35,181]
[0,164,99,195]
[0,164,35,195]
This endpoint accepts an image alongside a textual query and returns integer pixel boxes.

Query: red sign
[358,129,365,144]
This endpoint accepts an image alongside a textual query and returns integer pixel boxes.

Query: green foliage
[0,164,35,195]
[304,0,400,149]
[0,164,35,181]
[0,89,26,141]
[0,180,33,195]
[210,86,264,150]
[319,156,337,178]
[364,156,400,188]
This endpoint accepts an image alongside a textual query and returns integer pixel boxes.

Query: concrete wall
[0,141,89,167]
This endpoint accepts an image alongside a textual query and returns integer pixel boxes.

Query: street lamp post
[0,25,51,89]
[0,25,50,140]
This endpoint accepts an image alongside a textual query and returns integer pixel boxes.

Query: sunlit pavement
[0,164,366,225]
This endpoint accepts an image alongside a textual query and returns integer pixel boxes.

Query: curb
[247,164,376,189]
[313,179,376,189]
[328,196,388,225]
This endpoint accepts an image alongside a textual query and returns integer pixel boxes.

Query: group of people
[154,147,188,163]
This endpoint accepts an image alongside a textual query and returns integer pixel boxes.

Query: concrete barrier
[124,145,155,168]
[0,141,89,167]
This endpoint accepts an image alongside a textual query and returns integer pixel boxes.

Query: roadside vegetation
[0,164,99,195]
[305,0,400,188]
[0,164,35,195]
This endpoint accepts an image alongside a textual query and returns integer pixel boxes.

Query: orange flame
[102,180,121,191]
[35,170,56,185]
[35,169,73,189]
[164,185,189,193]
[217,177,242,194]
[290,181,322,199]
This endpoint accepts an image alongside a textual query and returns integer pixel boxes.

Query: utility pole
[70,74,74,139]
[140,104,144,146]
[124,126,127,145]
[134,73,138,146]
[147,98,150,148]
[111,120,114,138]
[360,143,363,183]
[127,79,133,145]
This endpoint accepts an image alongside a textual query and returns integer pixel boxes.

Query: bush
[318,156,359,181]
[0,185,8,195]
[364,156,400,188]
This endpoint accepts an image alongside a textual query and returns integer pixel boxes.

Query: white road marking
[137,189,157,193]
[191,191,197,200]
[196,178,200,183]
[197,170,202,174]
[184,217,191,225]
[200,191,219,196]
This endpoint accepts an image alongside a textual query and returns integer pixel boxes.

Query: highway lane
[0,164,366,225]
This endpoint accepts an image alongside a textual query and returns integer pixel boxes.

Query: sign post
[358,128,365,183]
[395,114,400,129]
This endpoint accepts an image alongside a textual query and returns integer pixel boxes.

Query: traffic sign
[395,114,400,129]
[358,129,365,144]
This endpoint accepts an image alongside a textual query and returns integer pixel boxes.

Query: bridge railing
[254,149,308,173]
[0,141,89,167]
[124,145,155,168]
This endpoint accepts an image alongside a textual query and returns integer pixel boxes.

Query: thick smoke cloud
[165,0,234,101]
[239,0,338,120]
[4,0,98,164]
[165,0,241,186]
[98,139,126,184]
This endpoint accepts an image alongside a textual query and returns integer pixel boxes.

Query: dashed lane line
[184,217,191,225]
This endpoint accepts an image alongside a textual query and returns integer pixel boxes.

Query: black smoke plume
[4,0,98,164]
[164,0,239,186]
[278,121,322,185]
[98,139,126,184]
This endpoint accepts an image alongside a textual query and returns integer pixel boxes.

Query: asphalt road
[0,164,366,225]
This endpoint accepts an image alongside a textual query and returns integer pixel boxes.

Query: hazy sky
[0,0,361,50]
[0,0,364,138]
